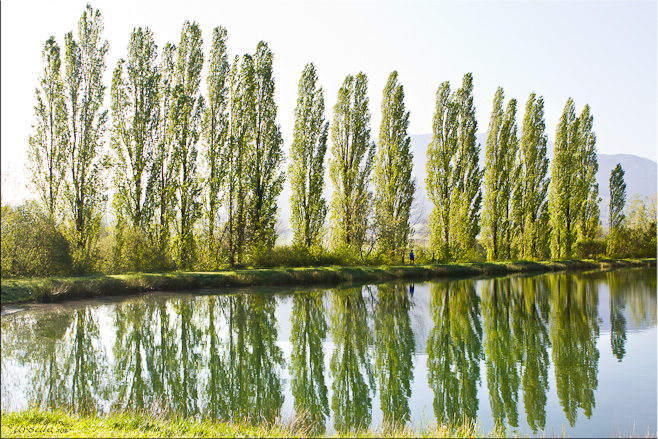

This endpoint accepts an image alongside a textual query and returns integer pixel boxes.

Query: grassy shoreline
[1,258,654,305]
[0,408,506,438]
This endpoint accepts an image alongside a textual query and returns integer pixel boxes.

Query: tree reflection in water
[550,273,600,427]
[482,278,521,429]
[374,283,415,427]
[514,276,551,433]
[26,309,74,411]
[607,272,627,361]
[113,300,155,411]
[330,286,375,433]
[63,308,108,414]
[1,268,654,435]
[290,291,329,434]
[426,279,482,426]
[219,294,285,423]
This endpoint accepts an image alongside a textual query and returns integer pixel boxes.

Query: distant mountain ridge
[409,134,657,229]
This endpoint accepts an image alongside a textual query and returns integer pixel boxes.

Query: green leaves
[61,4,109,269]
[201,26,230,267]
[329,72,376,253]
[549,98,600,258]
[374,71,415,263]
[110,27,160,233]
[516,93,550,259]
[170,21,205,268]
[608,164,626,231]
[482,87,518,261]
[27,36,68,220]
[290,63,329,249]
[426,73,482,262]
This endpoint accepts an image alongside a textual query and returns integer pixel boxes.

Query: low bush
[1,202,72,278]
[575,238,607,259]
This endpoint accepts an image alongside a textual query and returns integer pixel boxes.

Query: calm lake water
[2,267,656,436]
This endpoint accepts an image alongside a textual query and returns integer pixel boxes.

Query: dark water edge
[1,267,656,437]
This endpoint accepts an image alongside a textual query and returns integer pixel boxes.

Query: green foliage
[27,36,68,220]
[426,74,483,262]
[482,87,518,261]
[249,245,355,268]
[247,41,285,253]
[329,72,376,255]
[452,74,483,260]
[110,26,160,234]
[289,63,329,249]
[223,43,284,265]
[549,99,600,258]
[374,71,415,264]
[202,26,230,268]
[549,98,579,258]
[608,163,626,231]
[170,20,205,269]
[574,238,607,259]
[1,202,72,278]
[153,42,178,261]
[63,4,110,259]
[513,93,550,260]
[98,222,174,273]
[576,105,600,241]
[607,195,657,258]
[426,81,458,260]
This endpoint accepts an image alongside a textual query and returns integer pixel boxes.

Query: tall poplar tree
[63,4,109,266]
[374,71,415,263]
[329,72,376,253]
[549,99,600,258]
[202,26,230,266]
[289,63,329,249]
[170,20,205,268]
[110,27,160,233]
[27,36,68,220]
[452,73,483,260]
[549,98,580,258]
[153,42,177,258]
[608,164,626,230]
[514,93,550,259]
[426,73,482,261]
[482,87,518,261]
[426,81,458,260]
[576,105,600,240]
[247,41,285,253]
[225,54,254,265]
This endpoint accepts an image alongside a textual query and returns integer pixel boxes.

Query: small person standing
[409,249,415,264]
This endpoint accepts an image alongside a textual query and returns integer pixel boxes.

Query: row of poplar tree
[24,5,621,273]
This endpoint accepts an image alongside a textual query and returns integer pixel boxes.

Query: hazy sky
[1,0,656,203]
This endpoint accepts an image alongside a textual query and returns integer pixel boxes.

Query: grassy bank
[0,408,509,438]
[1,258,654,305]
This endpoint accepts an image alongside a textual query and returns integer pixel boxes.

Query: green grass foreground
[0,408,502,438]
[1,258,654,305]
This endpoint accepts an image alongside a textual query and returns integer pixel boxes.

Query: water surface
[2,267,656,436]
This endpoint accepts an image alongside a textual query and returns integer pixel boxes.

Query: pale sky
[2,0,657,205]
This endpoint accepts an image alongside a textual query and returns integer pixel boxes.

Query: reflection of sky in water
[1,268,656,436]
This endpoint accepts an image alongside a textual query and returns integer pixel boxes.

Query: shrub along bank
[1,258,654,305]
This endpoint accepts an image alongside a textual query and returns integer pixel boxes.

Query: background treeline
[1,5,656,278]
